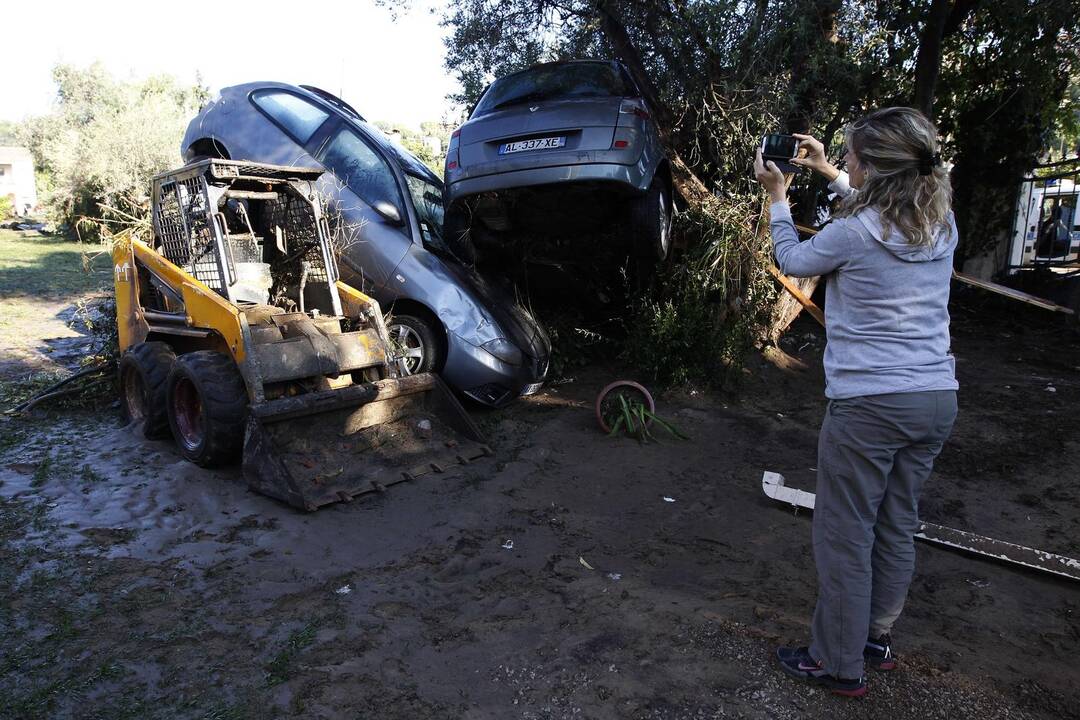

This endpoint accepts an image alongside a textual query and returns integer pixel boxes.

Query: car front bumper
[445,161,651,207]
[441,331,548,408]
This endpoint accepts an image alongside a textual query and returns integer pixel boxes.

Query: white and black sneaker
[864,633,897,671]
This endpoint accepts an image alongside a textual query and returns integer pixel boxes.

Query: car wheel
[166,351,248,467]
[630,175,674,262]
[387,314,441,375]
[119,341,176,439]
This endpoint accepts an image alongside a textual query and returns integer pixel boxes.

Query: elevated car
[182,82,549,407]
[444,60,673,268]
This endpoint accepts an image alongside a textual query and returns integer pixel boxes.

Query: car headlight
[481,338,523,366]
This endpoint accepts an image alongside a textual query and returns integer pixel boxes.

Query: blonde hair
[834,107,952,247]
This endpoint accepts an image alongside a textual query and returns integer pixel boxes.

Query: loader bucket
[242,374,491,510]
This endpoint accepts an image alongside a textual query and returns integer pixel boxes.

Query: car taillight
[619,98,650,120]
[447,128,461,172]
[613,140,629,149]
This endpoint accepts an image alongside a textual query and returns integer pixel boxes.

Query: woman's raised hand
[791,133,839,181]
[754,149,788,203]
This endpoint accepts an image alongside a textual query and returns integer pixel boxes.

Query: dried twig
[10,361,116,414]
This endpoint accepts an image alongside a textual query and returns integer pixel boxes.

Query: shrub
[624,194,777,388]
[18,63,207,239]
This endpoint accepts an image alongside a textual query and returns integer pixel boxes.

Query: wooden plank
[766,263,826,327]
[952,270,1075,315]
[791,223,1075,317]
[762,472,1080,582]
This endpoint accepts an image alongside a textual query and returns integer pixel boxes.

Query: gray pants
[809,390,957,679]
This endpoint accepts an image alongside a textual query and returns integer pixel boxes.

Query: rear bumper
[445,162,651,206]
[441,331,548,408]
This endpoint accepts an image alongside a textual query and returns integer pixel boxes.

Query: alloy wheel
[389,323,425,375]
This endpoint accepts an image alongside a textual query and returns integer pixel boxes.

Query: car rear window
[472,63,634,117]
[251,90,330,144]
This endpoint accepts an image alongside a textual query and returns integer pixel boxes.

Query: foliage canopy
[18,63,207,237]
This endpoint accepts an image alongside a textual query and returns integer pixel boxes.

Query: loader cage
[151,160,342,316]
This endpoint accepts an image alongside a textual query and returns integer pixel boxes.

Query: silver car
[181,82,549,407]
[444,60,673,264]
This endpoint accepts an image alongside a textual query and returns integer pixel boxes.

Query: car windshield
[405,173,446,249]
[473,62,633,117]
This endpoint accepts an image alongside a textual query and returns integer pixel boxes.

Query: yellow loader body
[114,160,488,510]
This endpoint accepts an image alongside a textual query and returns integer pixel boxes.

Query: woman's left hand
[754,149,787,203]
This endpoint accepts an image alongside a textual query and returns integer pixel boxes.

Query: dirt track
[1,270,1078,718]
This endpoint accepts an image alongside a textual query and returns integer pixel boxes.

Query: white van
[1010,177,1080,270]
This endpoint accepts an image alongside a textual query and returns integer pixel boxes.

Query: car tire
[387,314,441,376]
[630,174,674,263]
[119,341,176,439]
[166,351,248,467]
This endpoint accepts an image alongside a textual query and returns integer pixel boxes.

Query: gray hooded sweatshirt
[770,171,959,399]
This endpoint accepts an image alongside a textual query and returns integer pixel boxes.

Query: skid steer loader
[113,159,490,510]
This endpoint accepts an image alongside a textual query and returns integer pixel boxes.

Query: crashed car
[444,60,673,268]
[181,82,549,407]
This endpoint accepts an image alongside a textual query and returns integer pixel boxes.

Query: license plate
[499,137,565,154]
[520,382,544,396]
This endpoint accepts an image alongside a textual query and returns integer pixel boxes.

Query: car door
[308,118,413,294]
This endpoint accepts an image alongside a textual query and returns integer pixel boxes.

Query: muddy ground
[1,232,1078,719]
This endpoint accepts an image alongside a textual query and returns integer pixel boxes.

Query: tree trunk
[597,1,668,126]
[912,0,953,116]
[783,0,841,134]
[736,0,770,76]
[769,275,821,343]
[596,0,711,204]
[913,0,981,117]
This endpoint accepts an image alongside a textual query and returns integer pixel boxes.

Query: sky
[0,0,462,130]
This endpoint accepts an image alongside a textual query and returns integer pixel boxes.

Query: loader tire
[166,351,247,467]
[120,341,176,439]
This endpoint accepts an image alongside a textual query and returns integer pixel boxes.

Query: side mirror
[373,200,403,225]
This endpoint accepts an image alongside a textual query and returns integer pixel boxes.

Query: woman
[753,107,959,697]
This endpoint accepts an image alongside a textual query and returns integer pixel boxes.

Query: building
[0,146,38,216]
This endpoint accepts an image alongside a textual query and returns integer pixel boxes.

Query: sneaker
[864,633,897,671]
[776,646,867,697]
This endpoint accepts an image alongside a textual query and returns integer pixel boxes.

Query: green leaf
[643,410,690,440]
[608,414,625,438]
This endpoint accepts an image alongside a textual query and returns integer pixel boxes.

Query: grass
[0,369,69,408]
[0,228,118,410]
[0,229,111,298]
[264,622,319,687]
